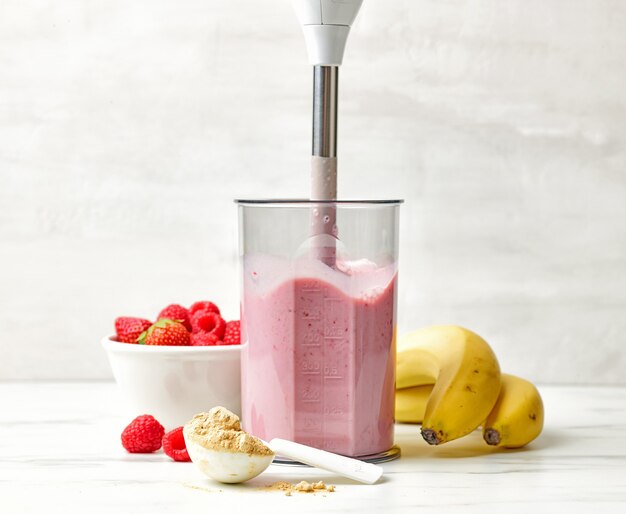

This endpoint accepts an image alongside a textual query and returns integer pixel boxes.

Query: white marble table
[1,382,625,513]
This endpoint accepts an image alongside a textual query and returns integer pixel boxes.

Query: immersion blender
[238,2,401,461]
[293,0,364,264]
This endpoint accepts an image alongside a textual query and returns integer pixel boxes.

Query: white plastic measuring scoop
[185,436,384,485]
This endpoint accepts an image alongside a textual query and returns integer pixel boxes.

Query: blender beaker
[237,199,402,462]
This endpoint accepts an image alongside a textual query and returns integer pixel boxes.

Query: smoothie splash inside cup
[237,199,402,462]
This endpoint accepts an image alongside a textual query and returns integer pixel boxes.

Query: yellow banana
[482,373,544,448]
[397,326,501,445]
[395,384,433,423]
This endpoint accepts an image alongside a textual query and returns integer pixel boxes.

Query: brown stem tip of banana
[421,429,442,445]
[483,428,501,445]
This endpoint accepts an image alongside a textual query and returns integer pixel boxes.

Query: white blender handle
[268,438,384,485]
[293,0,364,65]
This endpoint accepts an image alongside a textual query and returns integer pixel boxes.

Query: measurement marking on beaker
[323,376,344,380]
[303,334,321,344]
[301,389,321,399]
[303,417,321,430]
[295,285,327,444]
[323,365,339,377]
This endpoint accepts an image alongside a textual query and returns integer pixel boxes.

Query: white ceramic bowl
[101,336,241,429]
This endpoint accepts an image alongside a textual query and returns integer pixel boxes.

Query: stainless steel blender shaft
[313,65,338,159]
[310,65,338,265]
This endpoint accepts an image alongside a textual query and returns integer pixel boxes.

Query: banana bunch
[396,326,544,448]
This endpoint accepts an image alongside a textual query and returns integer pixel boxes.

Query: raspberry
[162,427,191,462]
[121,415,164,453]
[189,301,220,317]
[115,317,152,344]
[190,332,220,346]
[219,320,241,345]
[190,311,226,339]
[138,319,191,346]
[157,304,191,331]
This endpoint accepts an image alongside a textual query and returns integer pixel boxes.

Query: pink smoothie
[241,255,396,457]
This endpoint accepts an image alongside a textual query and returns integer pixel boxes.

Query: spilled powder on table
[264,480,336,496]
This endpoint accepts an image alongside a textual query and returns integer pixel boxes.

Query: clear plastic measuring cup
[236,200,402,462]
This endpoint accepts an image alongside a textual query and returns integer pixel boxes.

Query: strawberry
[218,320,241,345]
[115,317,152,344]
[162,427,191,462]
[138,319,190,346]
[189,301,220,317]
[121,415,164,453]
[190,332,220,346]
[157,304,191,331]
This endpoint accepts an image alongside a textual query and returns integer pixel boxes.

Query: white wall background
[1,0,625,383]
